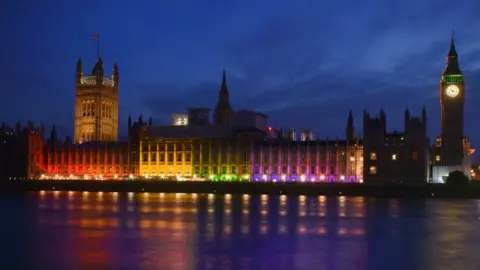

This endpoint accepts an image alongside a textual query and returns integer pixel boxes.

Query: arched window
[82,101,87,116]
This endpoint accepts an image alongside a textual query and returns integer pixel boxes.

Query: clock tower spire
[440,33,464,166]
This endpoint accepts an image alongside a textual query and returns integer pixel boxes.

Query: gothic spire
[213,69,233,125]
[346,110,354,141]
[76,57,83,73]
[405,106,410,120]
[50,125,57,142]
[92,57,104,75]
[443,32,462,75]
[220,68,228,94]
[347,110,353,125]
[448,30,458,58]
[76,57,83,84]
[113,62,119,86]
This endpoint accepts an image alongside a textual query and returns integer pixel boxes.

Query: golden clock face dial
[445,85,460,98]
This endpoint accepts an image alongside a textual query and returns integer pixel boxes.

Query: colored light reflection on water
[1,192,480,269]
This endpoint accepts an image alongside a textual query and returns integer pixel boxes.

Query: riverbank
[1,180,480,198]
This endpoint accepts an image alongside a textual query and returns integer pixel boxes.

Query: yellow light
[300,175,306,182]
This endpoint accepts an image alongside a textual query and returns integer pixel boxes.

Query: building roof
[145,125,265,139]
[262,138,363,147]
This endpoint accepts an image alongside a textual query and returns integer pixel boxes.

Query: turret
[346,110,354,141]
[92,57,104,86]
[112,62,119,86]
[76,57,83,84]
[128,113,132,128]
[422,106,427,134]
[49,125,57,149]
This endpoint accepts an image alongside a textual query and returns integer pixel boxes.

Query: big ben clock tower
[440,35,464,166]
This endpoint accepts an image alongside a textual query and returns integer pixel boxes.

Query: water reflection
[3,192,478,269]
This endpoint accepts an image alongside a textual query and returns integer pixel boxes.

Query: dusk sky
[1,1,479,149]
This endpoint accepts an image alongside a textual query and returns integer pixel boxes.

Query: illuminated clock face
[445,85,460,98]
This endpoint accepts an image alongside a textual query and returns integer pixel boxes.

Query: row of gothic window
[81,100,114,118]
[253,166,363,175]
[80,132,113,143]
[142,152,191,163]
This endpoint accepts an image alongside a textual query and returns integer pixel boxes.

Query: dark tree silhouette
[446,170,470,188]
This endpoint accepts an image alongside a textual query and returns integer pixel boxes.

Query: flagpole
[97,34,100,58]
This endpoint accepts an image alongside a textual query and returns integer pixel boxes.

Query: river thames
[1,192,479,270]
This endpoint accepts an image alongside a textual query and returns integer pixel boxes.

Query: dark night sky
[1,0,479,149]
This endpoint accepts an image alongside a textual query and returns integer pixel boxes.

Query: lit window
[370,152,377,160]
[369,166,377,175]
[350,156,355,162]
[412,152,418,161]
[435,155,441,162]
[392,154,397,160]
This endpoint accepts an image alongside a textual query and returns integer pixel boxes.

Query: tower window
[391,153,397,160]
[370,152,377,160]
[369,166,377,175]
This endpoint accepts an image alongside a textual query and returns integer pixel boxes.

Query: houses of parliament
[0,36,474,184]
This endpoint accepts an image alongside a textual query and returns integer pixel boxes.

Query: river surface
[1,191,480,270]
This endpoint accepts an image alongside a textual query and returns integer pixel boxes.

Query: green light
[444,74,463,84]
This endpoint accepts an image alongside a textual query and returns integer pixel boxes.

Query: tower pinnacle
[443,32,461,75]
[213,69,233,125]
[346,110,354,141]
[448,30,458,58]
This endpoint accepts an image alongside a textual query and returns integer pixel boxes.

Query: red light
[268,127,272,131]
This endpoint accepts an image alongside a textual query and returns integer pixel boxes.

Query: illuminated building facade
[44,125,128,179]
[135,125,263,180]
[0,122,44,180]
[251,113,363,182]
[251,139,363,182]
[363,109,429,184]
[74,57,119,143]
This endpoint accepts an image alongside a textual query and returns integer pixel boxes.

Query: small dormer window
[370,152,377,160]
